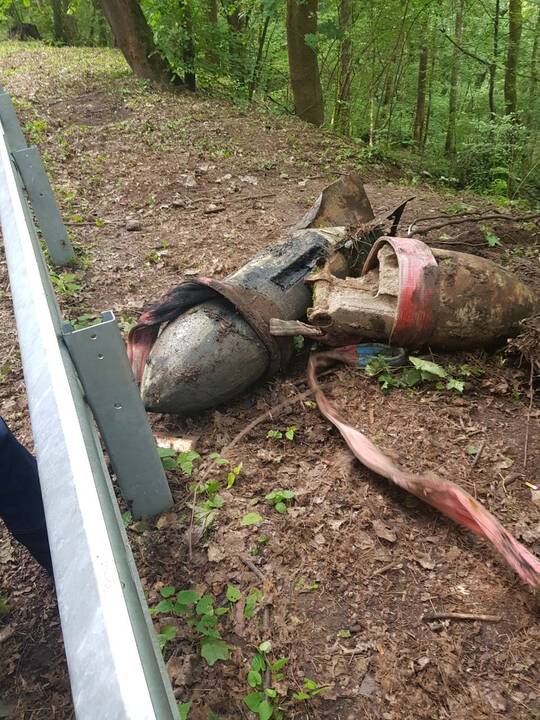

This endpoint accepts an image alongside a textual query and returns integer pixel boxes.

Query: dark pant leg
[0,417,52,574]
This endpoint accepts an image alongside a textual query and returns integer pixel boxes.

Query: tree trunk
[413,29,429,147]
[333,0,353,135]
[286,0,324,126]
[224,2,248,85]
[445,0,464,158]
[206,0,219,67]
[97,0,175,84]
[422,26,437,153]
[248,14,271,100]
[528,6,539,125]
[504,0,522,116]
[488,0,500,118]
[51,0,67,43]
[181,0,196,91]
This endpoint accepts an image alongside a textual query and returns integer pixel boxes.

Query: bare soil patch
[0,43,538,720]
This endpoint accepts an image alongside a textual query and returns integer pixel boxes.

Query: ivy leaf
[157,625,177,649]
[177,450,201,476]
[244,588,262,619]
[226,585,242,603]
[177,701,191,720]
[270,658,288,672]
[446,377,465,393]
[241,512,262,526]
[151,599,175,615]
[258,700,273,720]
[244,691,264,712]
[200,637,230,666]
[252,654,266,672]
[409,357,447,379]
[176,589,199,605]
[196,594,213,616]
[258,640,272,654]
[248,670,262,687]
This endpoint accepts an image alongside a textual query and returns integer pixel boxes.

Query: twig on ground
[371,562,402,577]
[408,211,540,236]
[240,554,266,583]
[240,556,271,688]
[471,439,486,468]
[221,387,314,455]
[0,626,14,644]
[229,192,276,204]
[524,363,534,468]
[423,612,501,622]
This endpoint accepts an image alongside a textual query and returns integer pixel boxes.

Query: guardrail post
[0,90,26,150]
[13,146,75,266]
[63,312,173,519]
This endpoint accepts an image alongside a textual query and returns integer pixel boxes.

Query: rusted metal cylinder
[141,228,347,414]
[307,237,536,350]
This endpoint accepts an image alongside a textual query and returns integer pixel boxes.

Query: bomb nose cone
[141,299,269,415]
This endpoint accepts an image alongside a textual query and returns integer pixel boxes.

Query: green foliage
[265,489,295,515]
[158,448,201,475]
[292,678,327,702]
[50,272,81,297]
[241,512,262,527]
[0,362,12,384]
[243,649,288,719]
[244,587,262,619]
[177,702,191,720]
[0,595,10,617]
[365,355,479,394]
[455,116,531,197]
[71,313,98,329]
[151,587,231,666]
[266,426,296,441]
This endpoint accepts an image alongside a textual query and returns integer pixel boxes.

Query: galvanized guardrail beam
[0,98,177,718]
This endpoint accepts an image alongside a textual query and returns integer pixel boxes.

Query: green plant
[50,272,81,297]
[159,448,201,475]
[24,118,48,143]
[0,363,12,384]
[156,624,177,650]
[151,587,230,666]
[482,228,502,247]
[243,642,288,719]
[244,588,262,619]
[265,489,295,514]
[177,701,191,720]
[365,355,473,394]
[292,678,328,701]
[209,454,243,489]
[266,426,297,441]
[242,512,263,527]
[71,313,98,329]
[0,595,10,617]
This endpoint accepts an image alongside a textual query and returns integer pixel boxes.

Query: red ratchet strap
[362,236,438,347]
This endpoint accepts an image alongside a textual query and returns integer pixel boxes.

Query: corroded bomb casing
[141,228,346,414]
[307,236,536,350]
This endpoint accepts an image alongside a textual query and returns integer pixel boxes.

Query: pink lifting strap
[362,236,438,347]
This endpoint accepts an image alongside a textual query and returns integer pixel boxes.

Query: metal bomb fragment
[139,227,347,414]
[305,236,536,349]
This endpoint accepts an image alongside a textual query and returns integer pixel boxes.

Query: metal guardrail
[0,87,178,719]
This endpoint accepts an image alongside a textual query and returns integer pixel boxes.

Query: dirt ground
[0,42,538,720]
